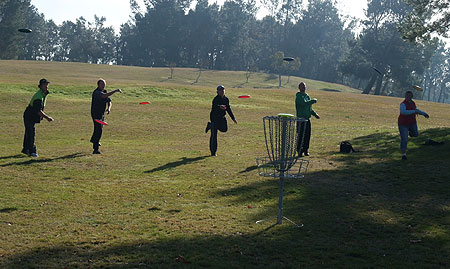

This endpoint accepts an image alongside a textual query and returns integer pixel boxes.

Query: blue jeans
[398,123,418,154]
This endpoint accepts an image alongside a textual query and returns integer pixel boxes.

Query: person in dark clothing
[90,79,122,154]
[22,78,54,158]
[205,85,237,156]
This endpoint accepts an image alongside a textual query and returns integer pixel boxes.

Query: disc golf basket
[256,114,309,227]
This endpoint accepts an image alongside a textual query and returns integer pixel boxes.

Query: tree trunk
[278,74,282,88]
[380,79,389,95]
[362,74,377,94]
[373,74,384,95]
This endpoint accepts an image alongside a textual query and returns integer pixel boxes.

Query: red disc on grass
[238,95,250,98]
[94,119,108,125]
[139,101,150,104]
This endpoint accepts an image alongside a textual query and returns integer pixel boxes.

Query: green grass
[0,60,449,267]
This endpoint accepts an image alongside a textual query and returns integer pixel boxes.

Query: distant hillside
[0,60,360,93]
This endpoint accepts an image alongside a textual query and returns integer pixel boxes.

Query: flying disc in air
[372,67,382,75]
[413,85,423,92]
[283,57,294,62]
[18,28,32,33]
[94,119,108,125]
[139,101,150,104]
[238,95,250,98]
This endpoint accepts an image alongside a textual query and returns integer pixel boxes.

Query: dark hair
[298,82,306,90]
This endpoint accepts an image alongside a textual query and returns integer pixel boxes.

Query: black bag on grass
[340,141,355,153]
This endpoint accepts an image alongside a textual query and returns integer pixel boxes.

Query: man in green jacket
[22,78,54,157]
[295,82,320,156]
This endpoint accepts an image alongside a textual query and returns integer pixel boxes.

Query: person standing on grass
[22,78,54,158]
[295,82,320,157]
[398,90,429,160]
[205,85,237,156]
[90,79,122,154]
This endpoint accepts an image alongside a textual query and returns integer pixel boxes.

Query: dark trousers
[91,118,103,150]
[23,119,37,154]
[297,120,311,154]
[210,118,228,155]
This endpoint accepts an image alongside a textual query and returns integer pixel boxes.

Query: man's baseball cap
[39,78,50,85]
[217,85,225,91]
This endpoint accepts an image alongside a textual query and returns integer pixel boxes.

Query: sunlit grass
[0,60,449,267]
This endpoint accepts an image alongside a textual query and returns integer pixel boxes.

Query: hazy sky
[30,0,368,33]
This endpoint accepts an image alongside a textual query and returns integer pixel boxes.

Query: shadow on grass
[0,152,87,167]
[0,207,18,213]
[145,156,209,173]
[1,129,449,267]
[239,164,258,174]
[209,127,450,266]
[320,88,341,92]
[0,154,25,160]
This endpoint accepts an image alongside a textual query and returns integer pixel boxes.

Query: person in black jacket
[205,85,237,156]
[22,78,54,158]
[90,79,122,154]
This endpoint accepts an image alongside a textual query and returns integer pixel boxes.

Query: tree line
[0,0,448,103]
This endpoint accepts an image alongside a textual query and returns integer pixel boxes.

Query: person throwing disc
[205,85,237,156]
[90,79,122,154]
[398,90,429,160]
[22,78,54,157]
[295,82,320,156]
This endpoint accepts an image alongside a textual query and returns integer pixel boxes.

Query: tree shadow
[320,88,341,92]
[0,152,87,167]
[145,156,209,173]
[208,127,450,265]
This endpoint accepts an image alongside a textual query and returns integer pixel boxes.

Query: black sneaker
[93,150,101,154]
[205,122,211,133]
[401,155,407,161]
[21,149,30,155]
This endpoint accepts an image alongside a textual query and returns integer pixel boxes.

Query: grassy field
[0,60,449,268]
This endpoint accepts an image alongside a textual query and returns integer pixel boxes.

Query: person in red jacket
[398,91,429,160]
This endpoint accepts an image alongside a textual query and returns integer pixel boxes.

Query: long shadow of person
[0,152,87,167]
[145,156,209,173]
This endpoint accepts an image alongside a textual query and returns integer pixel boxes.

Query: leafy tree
[289,0,351,82]
[422,41,450,103]
[0,0,31,59]
[215,0,258,71]
[344,0,434,96]
[183,0,220,68]
[270,51,300,87]
[400,0,450,41]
